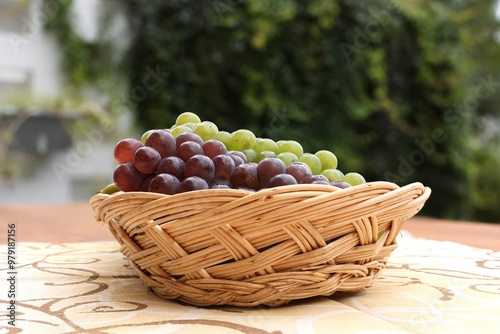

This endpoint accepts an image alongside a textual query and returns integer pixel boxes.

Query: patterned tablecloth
[1,233,499,334]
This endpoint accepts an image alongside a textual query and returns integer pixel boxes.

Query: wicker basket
[90,181,431,307]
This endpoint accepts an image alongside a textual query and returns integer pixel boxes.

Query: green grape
[215,131,232,147]
[140,129,155,144]
[253,138,279,154]
[193,121,218,141]
[277,152,298,166]
[242,149,258,163]
[228,129,256,151]
[100,182,120,194]
[175,112,201,126]
[255,150,277,162]
[343,172,366,186]
[171,125,193,138]
[181,122,197,129]
[315,150,338,171]
[279,140,303,157]
[321,168,344,182]
[299,153,322,174]
[276,140,286,148]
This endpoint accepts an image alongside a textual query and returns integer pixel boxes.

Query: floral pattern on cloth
[1,233,499,334]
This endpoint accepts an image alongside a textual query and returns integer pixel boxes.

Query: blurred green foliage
[44,0,500,222]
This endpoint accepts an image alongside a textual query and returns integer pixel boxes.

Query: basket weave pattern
[90,181,431,307]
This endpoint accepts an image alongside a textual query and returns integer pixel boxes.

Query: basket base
[148,261,388,307]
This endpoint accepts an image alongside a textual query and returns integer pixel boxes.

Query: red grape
[268,174,298,187]
[257,157,286,189]
[113,162,146,192]
[228,154,244,167]
[148,174,181,195]
[178,176,209,193]
[176,141,204,162]
[155,156,185,180]
[114,138,144,164]
[145,130,176,158]
[210,184,231,189]
[311,180,331,186]
[230,163,258,190]
[210,178,233,188]
[184,155,215,183]
[175,132,204,147]
[286,162,313,183]
[212,154,235,180]
[228,150,247,163]
[133,146,161,174]
[139,174,155,192]
[202,139,227,158]
[235,187,256,192]
[304,174,329,184]
[330,181,351,189]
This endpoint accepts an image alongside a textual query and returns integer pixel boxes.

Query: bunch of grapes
[107,112,366,195]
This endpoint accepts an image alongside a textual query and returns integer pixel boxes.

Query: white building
[0,0,127,203]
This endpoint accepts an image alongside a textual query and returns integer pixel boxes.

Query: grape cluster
[109,112,366,195]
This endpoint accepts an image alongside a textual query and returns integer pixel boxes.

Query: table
[1,203,499,333]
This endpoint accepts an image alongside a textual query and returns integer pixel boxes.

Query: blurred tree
[44,0,500,222]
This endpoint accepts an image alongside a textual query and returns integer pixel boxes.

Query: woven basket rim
[91,181,431,213]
